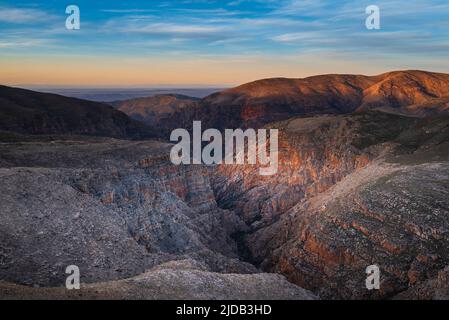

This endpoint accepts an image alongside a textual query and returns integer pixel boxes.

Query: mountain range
[2,70,449,139]
[111,70,449,137]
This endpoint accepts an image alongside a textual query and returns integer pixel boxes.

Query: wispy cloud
[0,6,55,23]
[273,0,327,16]
[2,0,449,85]
[0,38,48,48]
[101,9,157,14]
[120,22,229,35]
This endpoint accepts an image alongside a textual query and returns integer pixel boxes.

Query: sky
[1,0,449,87]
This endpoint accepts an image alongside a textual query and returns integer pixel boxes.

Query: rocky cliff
[0,133,321,300]
[211,112,449,299]
[212,111,416,230]
[0,136,257,288]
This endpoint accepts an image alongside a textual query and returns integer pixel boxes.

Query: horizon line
[3,68,447,91]
[16,84,232,90]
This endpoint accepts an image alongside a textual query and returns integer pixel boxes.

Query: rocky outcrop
[0,259,317,300]
[394,266,449,300]
[211,111,449,299]
[260,162,449,299]
[212,111,416,231]
[0,137,254,288]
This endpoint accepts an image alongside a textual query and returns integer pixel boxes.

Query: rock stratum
[1,70,449,300]
[0,134,314,299]
[211,111,449,299]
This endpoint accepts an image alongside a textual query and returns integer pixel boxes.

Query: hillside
[0,85,154,139]
[155,70,449,134]
[111,94,199,126]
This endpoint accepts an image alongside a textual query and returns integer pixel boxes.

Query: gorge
[1,70,449,300]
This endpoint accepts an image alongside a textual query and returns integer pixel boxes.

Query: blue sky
[1,0,449,86]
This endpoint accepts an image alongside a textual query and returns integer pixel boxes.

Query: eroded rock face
[212,112,415,232]
[262,162,449,299]
[394,266,449,300]
[0,138,253,287]
[1,109,448,299]
[0,166,152,287]
[0,259,317,300]
[211,112,449,299]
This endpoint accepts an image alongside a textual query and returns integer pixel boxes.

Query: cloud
[123,22,229,35]
[0,6,54,24]
[100,13,236,43]
[2,0,449,84]
[101,9,158,13]
[0,38,49,48]
[272,31,325,43]
[273,0,328,16]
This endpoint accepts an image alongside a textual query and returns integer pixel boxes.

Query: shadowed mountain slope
[111,94,199,126]
[0,85,155,139]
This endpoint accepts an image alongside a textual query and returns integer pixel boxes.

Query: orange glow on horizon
[0,54,397,87]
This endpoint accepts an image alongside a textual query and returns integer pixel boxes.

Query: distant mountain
[156,70,449,134]
[29,88,223,102]
[3,70,448,140]
[0,85,155,139]
[111,94,199,126]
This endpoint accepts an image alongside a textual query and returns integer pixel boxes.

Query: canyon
[212,112,449,299]
[1,70,449,299]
